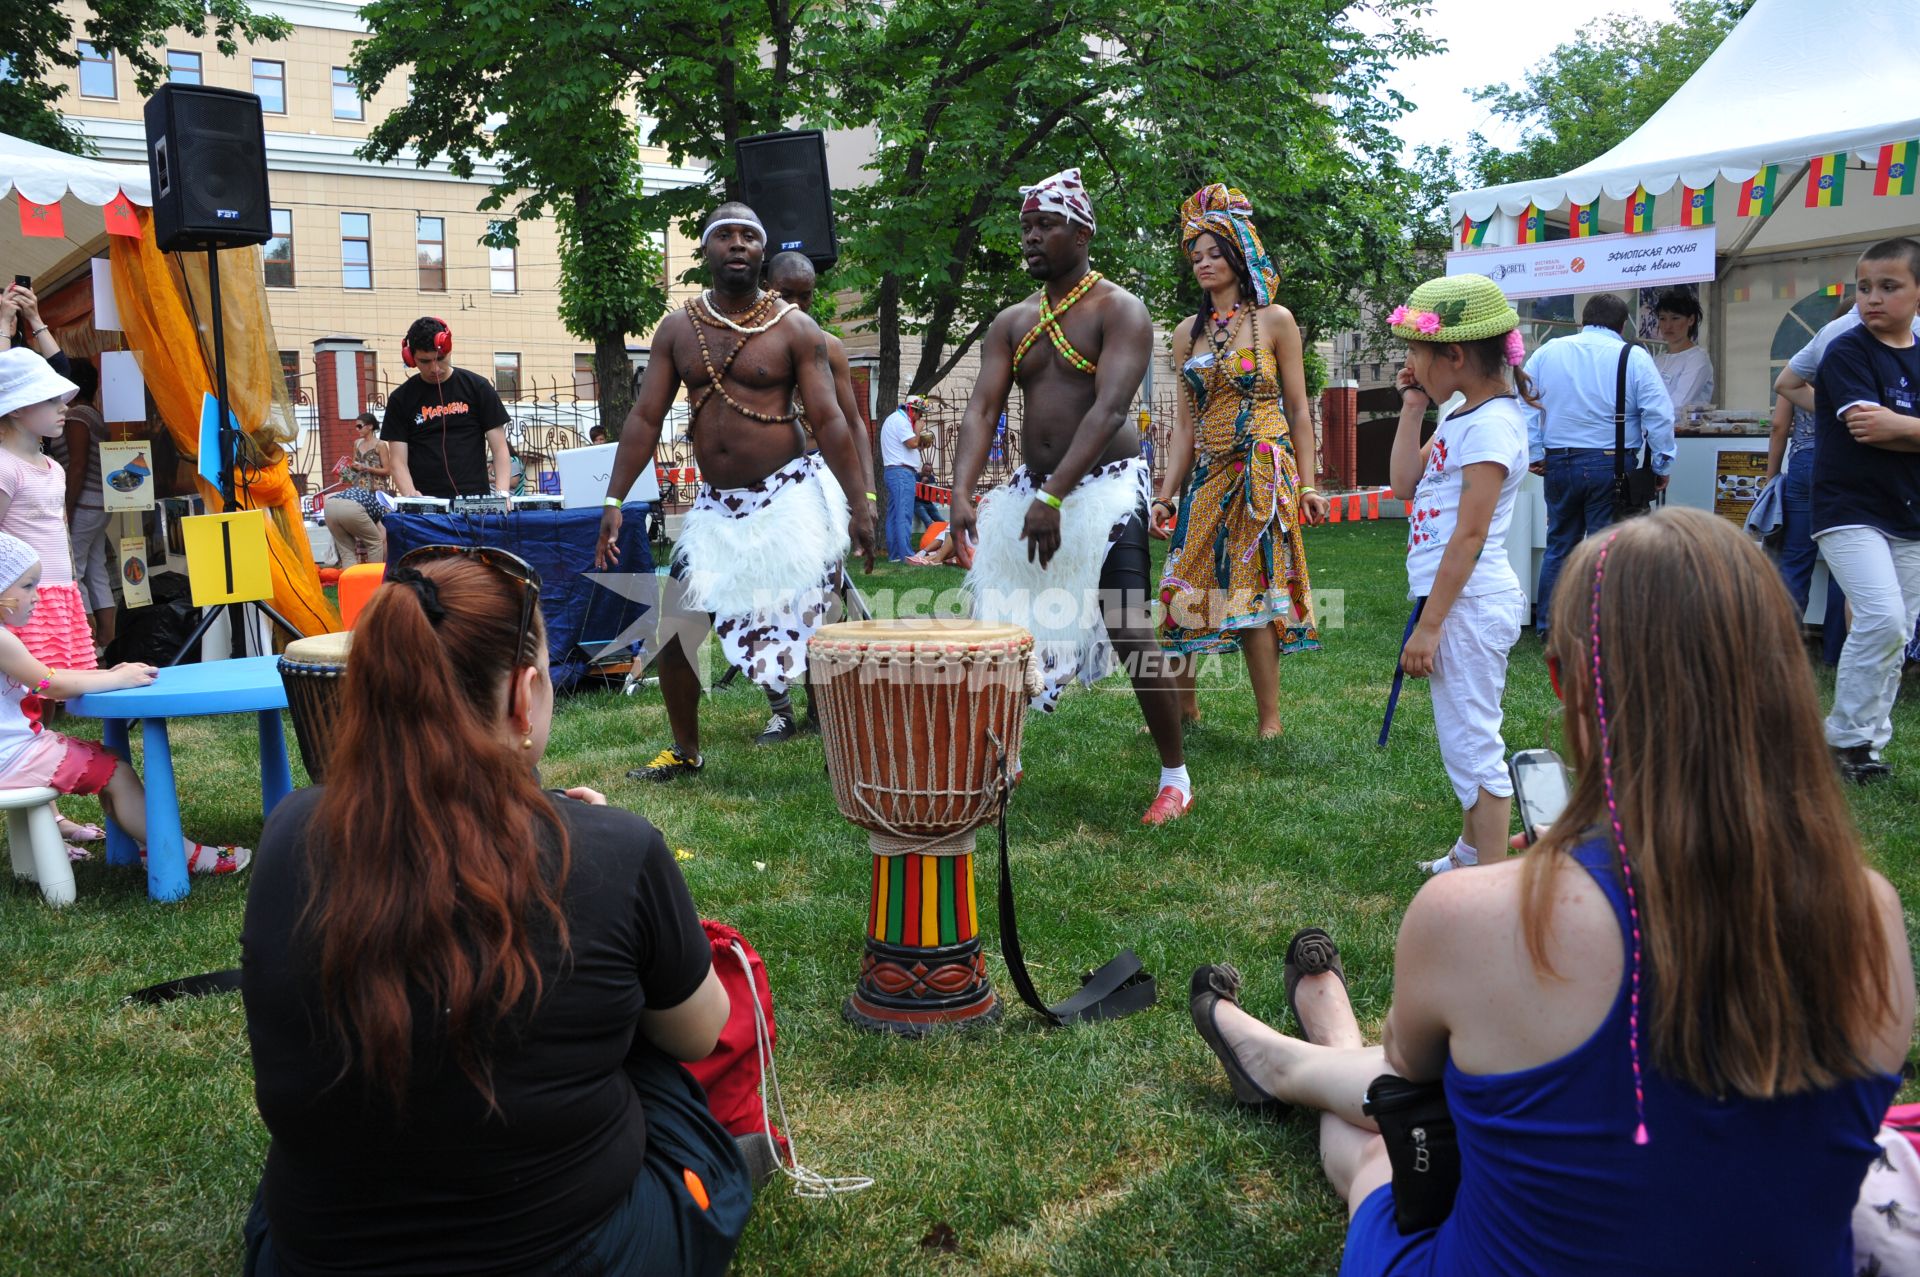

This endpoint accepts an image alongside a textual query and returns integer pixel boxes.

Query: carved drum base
[843,937,1001,1036]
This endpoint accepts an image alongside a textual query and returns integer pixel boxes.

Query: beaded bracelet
[33,674,51,694]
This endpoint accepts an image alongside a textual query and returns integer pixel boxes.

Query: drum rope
[730,940,875,1199]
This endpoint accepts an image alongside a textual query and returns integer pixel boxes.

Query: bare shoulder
[1259,303,1302,339]
[1094,276,1149,321]
[1404,857,1528,938]
[825,332,851,371]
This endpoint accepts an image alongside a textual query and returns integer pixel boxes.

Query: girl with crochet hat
[0,529,249,872]
[1152,184,1328,739]
[1387,273,1537,875]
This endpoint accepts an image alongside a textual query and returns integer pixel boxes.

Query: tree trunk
[877,271,902,422]
[595,329,633,440]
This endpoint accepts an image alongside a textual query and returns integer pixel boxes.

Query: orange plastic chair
[337,562,386,629]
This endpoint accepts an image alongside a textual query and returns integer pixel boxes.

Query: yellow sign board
[180,511,273,607]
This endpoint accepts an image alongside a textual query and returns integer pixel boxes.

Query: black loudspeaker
[144,84,272,252]
[735,130,838,272]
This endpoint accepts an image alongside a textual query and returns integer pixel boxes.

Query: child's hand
[1396,363,1429,407]
[1844,404,1915,447]
[1400,627,1440,679]
[111,662,158,688]
[562,786,607,806]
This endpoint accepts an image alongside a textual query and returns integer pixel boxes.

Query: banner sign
[1447,224,1717,300]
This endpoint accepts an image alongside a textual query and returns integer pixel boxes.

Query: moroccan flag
[1459,215,1488,248]
[1517,203,1542,244]
[17,193,63,239]
[1627,186,1655,233]
[1680,184,1714,227]
[1569,200,1597,238]
[1737,166,1779,217]
[1806,153,1847,208]
[1876,141,1918,197]
[101,192,141,237]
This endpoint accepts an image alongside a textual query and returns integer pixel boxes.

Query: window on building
[416,215,445,292]
[264,209,294,289]
[494,353,521,399]
[573,354,598,400]
[340,213,372,290]
[489,243,516,294]
[331,68,363,121]
[252,59,285,113]
[166,50,201,84]
[279,350,301,400]
[77,43,115,99]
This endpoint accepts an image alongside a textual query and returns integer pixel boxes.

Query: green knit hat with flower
[1389,274,1520,343]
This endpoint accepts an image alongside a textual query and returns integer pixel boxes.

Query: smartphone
[1509,748,1571,846]
[12,275,30,291]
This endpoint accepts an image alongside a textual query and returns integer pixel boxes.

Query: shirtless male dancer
[950,168,1194,826]
[595,202,876,779]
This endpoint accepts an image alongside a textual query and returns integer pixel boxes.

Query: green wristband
[865,491,877,501]
[1036,490,1063,510]
[603,497,622,508]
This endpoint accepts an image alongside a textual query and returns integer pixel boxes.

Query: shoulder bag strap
[1615,342,1632,483]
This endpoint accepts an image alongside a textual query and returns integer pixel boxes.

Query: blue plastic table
[68,654,293,902]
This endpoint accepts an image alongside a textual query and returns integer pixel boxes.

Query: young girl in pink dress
[0,528,248,873]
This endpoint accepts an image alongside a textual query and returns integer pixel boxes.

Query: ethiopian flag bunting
[1459,215,1488,248]
[1517,203,1542,244]
[1737,166,1779,217]
[1876,141,1918,197]
[1806,153,1847,208]
[1626,186,1655,233]
[1569,200,1597,238]
[1680,184,1714,227]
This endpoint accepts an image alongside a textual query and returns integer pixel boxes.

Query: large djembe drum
[809,619,1033,1035]
[278,631,352,782]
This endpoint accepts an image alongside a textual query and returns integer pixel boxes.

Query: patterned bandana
[1019,168,1096,234]
[1179,184,1280,309]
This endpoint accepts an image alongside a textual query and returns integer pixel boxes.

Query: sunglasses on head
[394,544,543,666]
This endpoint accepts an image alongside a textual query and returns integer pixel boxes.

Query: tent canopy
[1,132,151,283]
[1448,0,1920,229]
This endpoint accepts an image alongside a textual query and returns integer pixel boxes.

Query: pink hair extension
[1505,329,1526,366]
[1590,532,1649,1146]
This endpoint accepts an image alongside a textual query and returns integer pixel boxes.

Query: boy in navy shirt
[1812,237,1920,782]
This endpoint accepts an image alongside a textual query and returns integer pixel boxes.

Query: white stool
[2,786,74,907]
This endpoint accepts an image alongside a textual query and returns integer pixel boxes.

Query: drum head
[282,631,353,664]
[812,618,1029,645]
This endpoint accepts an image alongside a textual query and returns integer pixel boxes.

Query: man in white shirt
[1521,294,1677,636]
[879,395,928,562]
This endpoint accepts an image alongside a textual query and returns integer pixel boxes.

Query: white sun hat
[0,348,79,419]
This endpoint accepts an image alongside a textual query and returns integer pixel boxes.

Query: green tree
[818,0,1438,409]
[2,0,287,153]
[1467,0,1753,187]
[350,0,818,433]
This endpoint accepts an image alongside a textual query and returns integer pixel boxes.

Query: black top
[241,787,712,1276]
[380,367,510,498]
[1812,324,1920,538]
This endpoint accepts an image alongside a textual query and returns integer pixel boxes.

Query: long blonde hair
[1528,508,1892,1098]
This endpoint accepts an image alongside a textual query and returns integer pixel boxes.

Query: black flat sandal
[1188,964,1286,1113]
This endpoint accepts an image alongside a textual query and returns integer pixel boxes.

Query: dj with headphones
[382,317,513,500]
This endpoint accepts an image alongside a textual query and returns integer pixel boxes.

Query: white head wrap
[1019,168,1096,234]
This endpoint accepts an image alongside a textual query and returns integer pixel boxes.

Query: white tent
[1,131,151,283]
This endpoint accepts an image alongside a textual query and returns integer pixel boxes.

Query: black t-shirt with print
[381,366,510,498]
[241,787,712,1275]
[1812,324,1920,538]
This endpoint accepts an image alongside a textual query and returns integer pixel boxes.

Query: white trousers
[1815,525,1920,754]
[1428,586,1526,809]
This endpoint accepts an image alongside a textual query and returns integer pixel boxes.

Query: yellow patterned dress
[1158,343,1319,655]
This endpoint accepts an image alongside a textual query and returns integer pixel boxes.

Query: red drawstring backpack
[684,920,788,1157]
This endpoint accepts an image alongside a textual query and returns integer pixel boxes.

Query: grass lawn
[3,519,1916,1276]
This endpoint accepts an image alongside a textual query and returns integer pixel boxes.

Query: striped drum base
[843,851,1000,1035]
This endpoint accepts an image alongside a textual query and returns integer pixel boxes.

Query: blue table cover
[383,503,655,691]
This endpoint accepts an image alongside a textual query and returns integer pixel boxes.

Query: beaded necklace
[685,297,800,426]
[1013,271,1103,375]
[694,289,789,335]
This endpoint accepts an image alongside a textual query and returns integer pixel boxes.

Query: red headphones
[401,317,453,369]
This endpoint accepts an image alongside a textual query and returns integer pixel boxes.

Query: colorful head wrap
[1019,168,1096,234]
[1179,184,1280,309]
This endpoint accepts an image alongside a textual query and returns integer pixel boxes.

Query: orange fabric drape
[108,212,338,636]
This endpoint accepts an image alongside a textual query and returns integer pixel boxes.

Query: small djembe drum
[809,619,1033,1035]
[278,631,352,783]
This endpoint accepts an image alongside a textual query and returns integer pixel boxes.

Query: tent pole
[1711,164,1809,392]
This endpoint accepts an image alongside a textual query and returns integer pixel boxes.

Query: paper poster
[1713,449,1770,524]
[117,536,151,608]
[100,350,145,422]
[98,440,154,512]
[180,510,271,607]
[197,392,241,490]
[90,258,121,331]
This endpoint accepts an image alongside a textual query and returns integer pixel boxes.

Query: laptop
[553,443,662,510]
